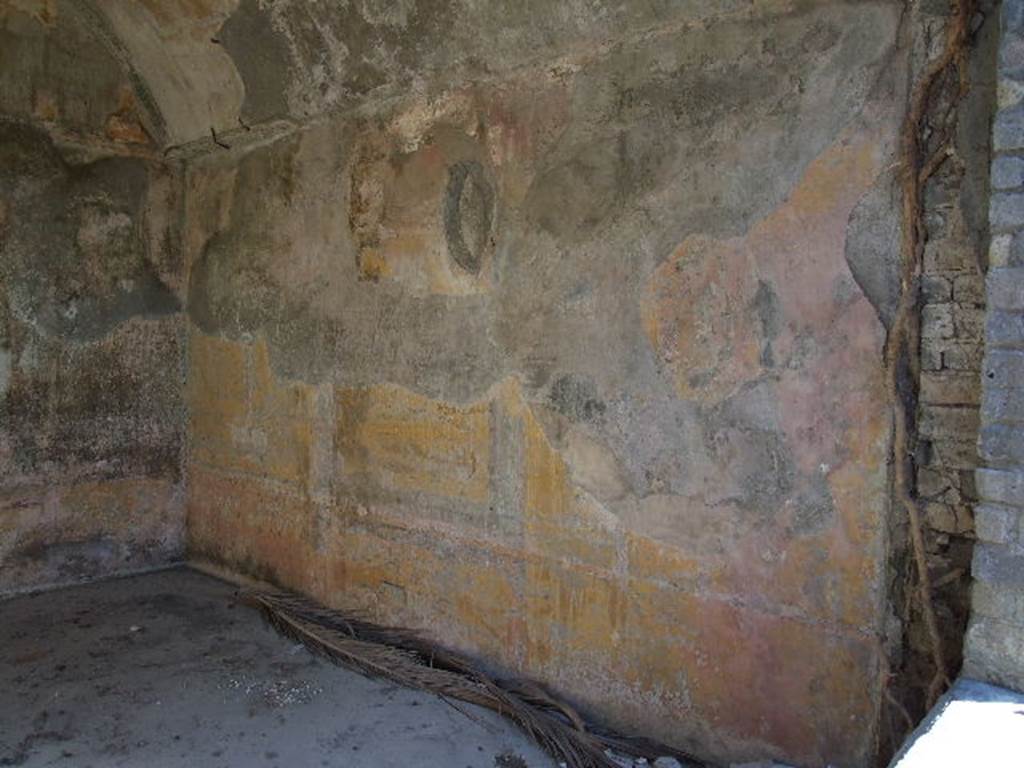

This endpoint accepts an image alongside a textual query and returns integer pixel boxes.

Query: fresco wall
[182,3,905,764]
[0,3,185,592]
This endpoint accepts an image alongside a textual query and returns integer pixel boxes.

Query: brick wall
[965,0,1024,693]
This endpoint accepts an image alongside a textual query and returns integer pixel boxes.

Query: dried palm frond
[240,589,702,768]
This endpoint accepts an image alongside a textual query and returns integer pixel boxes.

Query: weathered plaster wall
[84,0,770,148]
[0,0,998,763]
[0,3,186,592]
[0,1,159,148]
[183,4,908,765]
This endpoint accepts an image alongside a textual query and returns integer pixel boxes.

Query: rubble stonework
[966,0,1024,690]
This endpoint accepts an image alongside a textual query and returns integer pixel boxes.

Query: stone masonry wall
[897,0,996,725]
[965,0,1024,694]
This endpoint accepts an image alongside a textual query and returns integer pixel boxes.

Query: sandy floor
[0,567,554,768]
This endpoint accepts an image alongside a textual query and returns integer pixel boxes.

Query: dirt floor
[0,567,555,767]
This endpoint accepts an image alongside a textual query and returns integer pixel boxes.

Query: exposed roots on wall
[885,0,978,720]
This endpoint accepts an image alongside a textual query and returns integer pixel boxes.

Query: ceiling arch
[4,0,760,151]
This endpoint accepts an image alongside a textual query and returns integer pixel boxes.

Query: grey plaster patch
[599,388,698,498]
[788,476,837,537]
[218,0,291,126]
[703,418,795,517]
[548,374,606,424]
[524,3,900,251]
[845,172,902,329]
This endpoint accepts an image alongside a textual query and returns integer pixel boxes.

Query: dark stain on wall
[0,117,185,592]
[443,161,494,274]
[0,123,179,343]
[548,374,606,424]
[753,279,782,367]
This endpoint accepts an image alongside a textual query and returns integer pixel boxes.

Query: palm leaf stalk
[240,589,702,768]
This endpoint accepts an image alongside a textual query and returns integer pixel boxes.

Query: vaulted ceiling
[2,0,760,150]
